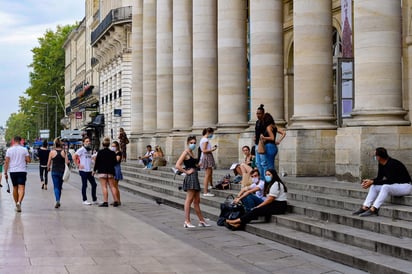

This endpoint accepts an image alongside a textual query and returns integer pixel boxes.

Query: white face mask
[110,147,116,151]
[252,177,259,184]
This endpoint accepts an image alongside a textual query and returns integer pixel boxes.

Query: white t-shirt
[6,145,29,172]
[248,179,265,200]
[268,181,287,201]
[75,146,93,172]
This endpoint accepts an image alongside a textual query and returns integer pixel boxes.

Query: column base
[278,129,336,176]
[335,126,412,182]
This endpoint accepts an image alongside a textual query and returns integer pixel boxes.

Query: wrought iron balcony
[91,6,132,46]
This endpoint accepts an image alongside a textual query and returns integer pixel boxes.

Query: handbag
[63,164,70,182]
[216,195,245,226]
[257,137,265,154]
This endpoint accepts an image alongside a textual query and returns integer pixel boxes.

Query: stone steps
[118,164,412,273]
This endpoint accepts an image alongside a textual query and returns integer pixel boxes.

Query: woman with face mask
[199,127,217,197]
[175,135,211,228]
[225,168,288,230]
[232,169,265,212]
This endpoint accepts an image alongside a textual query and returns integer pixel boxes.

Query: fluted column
[142,0,157,133]
[156,0,173,132]
[131,0,143,136]
[173,0,193,131]
[249,0,284,124]
[217,0,248,127]
[349,0,408,126]
[192,0,218,129]
[291,0,335,129]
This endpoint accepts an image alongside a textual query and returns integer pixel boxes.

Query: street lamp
[42,94,58,139]
[35,101,49,132]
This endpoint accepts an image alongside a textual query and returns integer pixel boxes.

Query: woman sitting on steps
[225,168,288,229]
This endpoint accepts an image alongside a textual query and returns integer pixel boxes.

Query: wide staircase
[119,163,412,274]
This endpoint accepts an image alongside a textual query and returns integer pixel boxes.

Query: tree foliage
[6,24,77,144]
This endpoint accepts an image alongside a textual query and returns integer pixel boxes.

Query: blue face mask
[208,134,213,139]
[373,155,377,161]
[265,175,272,182]
[189,143,196,150]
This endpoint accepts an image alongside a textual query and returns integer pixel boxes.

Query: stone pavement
[0,164,366,274]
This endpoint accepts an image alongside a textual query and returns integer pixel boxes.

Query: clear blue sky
[0,0,85,128]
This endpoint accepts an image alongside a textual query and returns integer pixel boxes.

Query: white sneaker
[92,200,99,205]
[202,193,215,197]
[82,201,92,205]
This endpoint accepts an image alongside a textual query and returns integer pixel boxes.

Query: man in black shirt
[353,147,412,217]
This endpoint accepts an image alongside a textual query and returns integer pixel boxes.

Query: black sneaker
[98,202,108,207]
[113,201,119,207]
[352,207,367,215]
[359,208,379,217]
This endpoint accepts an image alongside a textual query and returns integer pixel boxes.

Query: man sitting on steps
[353,147,412,217]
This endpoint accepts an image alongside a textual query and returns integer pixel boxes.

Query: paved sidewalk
[0,164,365,274]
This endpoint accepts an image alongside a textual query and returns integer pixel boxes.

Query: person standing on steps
[175,135,211,228]
[118,127,129,162]
[352,147,412,217]
[0,146,5,188]
[254,104,266,180]
[47,138,69,209]
[73,136,98,205]
[199,127,217,197]
[4,136,31,213]
[38,139,50,190]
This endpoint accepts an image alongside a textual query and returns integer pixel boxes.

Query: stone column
[156,0,173,132]
[217,0,248,128]
[173,0,193,131]
[131,0,143,142]
[192,0,218,130]
[348,0,407,126]
[335,0,412,181]
[142,0,157,133]
[249,0,284,124]
[281,0,336,177]
[291,0,335,129]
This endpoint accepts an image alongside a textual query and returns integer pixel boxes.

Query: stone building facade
[65,0,412,181]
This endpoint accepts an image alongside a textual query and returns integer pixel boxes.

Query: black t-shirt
[255,120,266,145]
[38,148,50,166]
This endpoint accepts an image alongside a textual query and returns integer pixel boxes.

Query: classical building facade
[65,0,412,181]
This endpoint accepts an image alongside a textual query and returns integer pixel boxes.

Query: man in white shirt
[73,137,97,205]
[139,145,154,169]
[4,136,31,212]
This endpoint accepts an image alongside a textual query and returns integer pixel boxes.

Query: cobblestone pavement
[0,164,366,273]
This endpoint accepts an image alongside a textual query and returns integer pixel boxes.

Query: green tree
[23,24,77,140]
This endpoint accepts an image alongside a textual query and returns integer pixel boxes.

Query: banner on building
[341,0,353,58]
[75,112,83,119]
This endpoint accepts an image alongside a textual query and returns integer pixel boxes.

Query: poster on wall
[341,0,353,58]
[75,112,83,119]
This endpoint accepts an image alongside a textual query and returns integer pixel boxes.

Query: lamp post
[35,101,49,132]
[42,94,58,139]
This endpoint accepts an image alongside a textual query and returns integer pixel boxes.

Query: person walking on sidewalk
[199,127,217,197]
[0,146,5,188]
[38,140,50,190]
[352,147,412,217]
[47,138,69,209]
[4,136,31,212]
[73,136,98,205]
[175,135,211,228]
[93,137,119,207]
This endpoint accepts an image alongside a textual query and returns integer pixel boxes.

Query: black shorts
[10,172,27,186]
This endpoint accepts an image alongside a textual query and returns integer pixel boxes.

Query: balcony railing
[91,6,132,46]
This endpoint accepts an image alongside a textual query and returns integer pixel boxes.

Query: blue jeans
[51,171,63,202]
[264,143,278,171]
[241,194,263,212]
[79,171,97,202]
[255,145,267,180]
